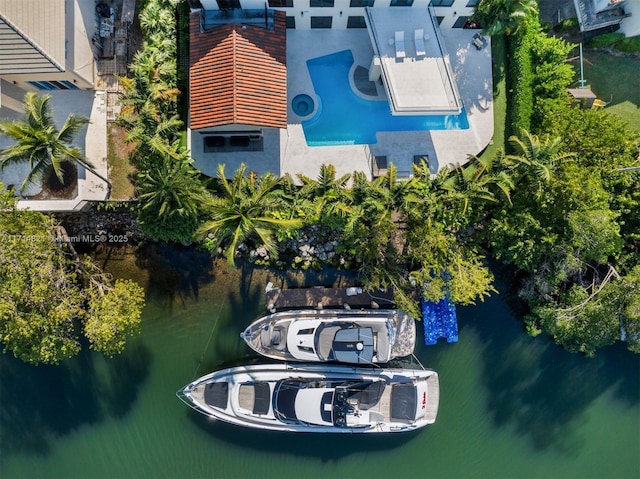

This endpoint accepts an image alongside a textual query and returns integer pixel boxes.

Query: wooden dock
[265,286,395,311]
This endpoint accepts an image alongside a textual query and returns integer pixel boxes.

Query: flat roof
[364,7,462,116]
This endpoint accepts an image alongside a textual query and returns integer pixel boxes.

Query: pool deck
[193,28,493,182]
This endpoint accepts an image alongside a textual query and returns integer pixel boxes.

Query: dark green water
[1,245,639,479]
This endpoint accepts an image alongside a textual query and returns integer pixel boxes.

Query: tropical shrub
[508,17,575,134]
[472,0,538,36]
[136,149,208,243]
[509,21,535,133]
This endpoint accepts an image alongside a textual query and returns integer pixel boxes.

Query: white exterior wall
[196,0,477,30]
[66,0,97,87]
[619,0,640,37]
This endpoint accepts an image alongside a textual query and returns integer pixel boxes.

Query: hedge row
[508,21,535,134]
[508,18,576,135]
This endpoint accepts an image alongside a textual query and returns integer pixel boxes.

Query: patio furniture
[395,31,405,60]
[472,32,487,50]
[414,29,426,57]
[372,156,388,177]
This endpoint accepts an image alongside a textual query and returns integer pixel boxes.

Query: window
[466,0,479,5]
[452,15,469,28]
[310,0,334,6]
[203,133,263,153]
[216,0,241,9]
[390,0,414,6]
[436,16,444,25]
[347,16,367,28]
[349,0,374,6]
[286,15,296,28]
[27,80,79,90]
[269,0,293,6]
[430,0,454,6]
[310,16,332,28]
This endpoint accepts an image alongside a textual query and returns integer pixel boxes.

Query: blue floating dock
[421,296,459,345]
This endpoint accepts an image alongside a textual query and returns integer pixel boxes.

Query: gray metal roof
[0,0,65,75]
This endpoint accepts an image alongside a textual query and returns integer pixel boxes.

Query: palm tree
[472,0,538,36]
[439,161,500,215]
[0,92,109,193]
[139,1,176,37]
[136,148,207,243]
[508,129,575,197]
[297,164,353,225]
[137,148,204,219]
[196,164,303,267]
[120,109,183,168]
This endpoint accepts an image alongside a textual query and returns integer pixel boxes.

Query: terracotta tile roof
[189,11,287,130]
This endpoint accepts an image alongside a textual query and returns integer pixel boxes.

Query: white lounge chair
[395,31,405,60]
[414,28,426,57]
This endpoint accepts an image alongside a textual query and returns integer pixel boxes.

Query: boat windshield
[274,379,385,427]
[274,380,301,422]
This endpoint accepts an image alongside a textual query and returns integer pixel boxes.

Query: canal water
[1,244,638,478]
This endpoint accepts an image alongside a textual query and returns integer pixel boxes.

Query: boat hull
[177,363,439,433]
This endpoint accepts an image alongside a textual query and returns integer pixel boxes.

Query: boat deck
[265,287,395,311]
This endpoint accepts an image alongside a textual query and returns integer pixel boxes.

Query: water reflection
[0,341,151,457]
[466,277,639,453]
[133,243,215,307]
[188,411,420,461]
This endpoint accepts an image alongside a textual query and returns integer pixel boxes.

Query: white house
[187,0,494,181]
[187,0,481,31]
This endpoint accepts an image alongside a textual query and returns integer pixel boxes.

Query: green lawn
[607,101,640,132]
[479,35,508,161]
[580,50,640,132]
[107,124,137,200]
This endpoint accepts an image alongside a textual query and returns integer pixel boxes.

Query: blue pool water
[302,50,469,146]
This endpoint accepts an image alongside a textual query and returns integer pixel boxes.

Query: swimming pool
[301,50,469,146]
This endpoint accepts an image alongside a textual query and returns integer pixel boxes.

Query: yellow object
[592,99,607,108]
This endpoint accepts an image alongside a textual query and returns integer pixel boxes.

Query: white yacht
[241,309,416,364]
[177,363,439,433]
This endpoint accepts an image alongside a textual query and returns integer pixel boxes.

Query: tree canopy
[0,186,145,364]
[472,0,538,36]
